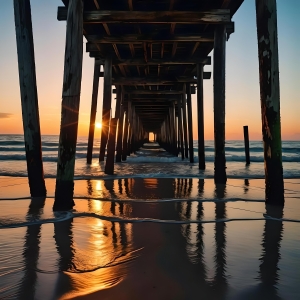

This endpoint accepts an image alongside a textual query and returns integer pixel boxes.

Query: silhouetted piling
[243,125,250,165]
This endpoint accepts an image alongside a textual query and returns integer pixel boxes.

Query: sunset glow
[96,122,102,129]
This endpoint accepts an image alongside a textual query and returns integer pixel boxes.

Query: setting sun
[96,122,102,129]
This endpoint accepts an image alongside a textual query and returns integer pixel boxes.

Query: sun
[96,122,102,129]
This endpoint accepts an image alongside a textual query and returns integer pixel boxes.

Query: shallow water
[0,177,300,299]
[0,135,299,179]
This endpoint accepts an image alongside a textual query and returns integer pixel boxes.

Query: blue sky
[0,0,299,139]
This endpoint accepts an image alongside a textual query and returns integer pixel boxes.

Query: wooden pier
[13,0,285,209]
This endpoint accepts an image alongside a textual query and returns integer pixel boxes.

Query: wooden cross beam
[57,8,231,24]
[86,34,214,44]
[112,74,210,85]
[114,89,190,95]
[95,57,211,66]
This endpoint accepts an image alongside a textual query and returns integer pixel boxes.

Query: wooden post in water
[99,58,112,161]
[182,91,189,158]
[115,89,123,162]
[54,0,83,210]
[116,104,124,162]
[177,98,184,160]
[197,64,205,169]
[122,111,129,161]
[13,0,46,197]
[213,26,227,183]
[243,125,250,165]
[105,118,117,174]
[186,84,194,163]
[87,61,100,164]
[255,0,284,205]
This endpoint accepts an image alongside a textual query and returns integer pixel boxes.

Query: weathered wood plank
[54,0,83,211]
[58,8,231,24]
[255,0,284,205]
[86,34,214,44]
[95,57,211,66]
[87,61,100,164]
[13,0,46,197]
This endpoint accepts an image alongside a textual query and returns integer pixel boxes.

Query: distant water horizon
[0,134,299,179]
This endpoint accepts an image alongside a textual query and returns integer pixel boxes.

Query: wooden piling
[105,118,118,174]
[186,84,194,163]
[99,58,112,161]
[116,90,124,162]
[54,0,83,210]
[182,92,189,158]
[87,61,100,164]
[213,25,227,183]
[177,98,184,160]
[13,0,46,197]
[243,125,250,165]
[255,0,284,205]
[197,64,206,169]
[122,111,129,161]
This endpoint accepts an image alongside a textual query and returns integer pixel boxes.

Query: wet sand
[0,177,300,299]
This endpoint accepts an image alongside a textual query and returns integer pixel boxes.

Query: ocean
[0,134,300,299]
[0,134,299,179]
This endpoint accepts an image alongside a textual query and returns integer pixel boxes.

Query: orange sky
[0,1,299,140]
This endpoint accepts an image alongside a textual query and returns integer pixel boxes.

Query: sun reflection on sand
[58,194,135,299]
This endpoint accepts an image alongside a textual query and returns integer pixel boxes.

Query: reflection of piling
[213,184,227,291]
[243,125,250,165]
[255,0,284,205]
[13,0,46,197]
[53,218,75,297]
[54,0,83,210]
[19,197,46,299]
[259,205,283,292]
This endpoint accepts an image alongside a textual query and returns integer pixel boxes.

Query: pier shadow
[18,197,46,300]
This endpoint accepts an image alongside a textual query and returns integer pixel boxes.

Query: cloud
[0,113,13,119]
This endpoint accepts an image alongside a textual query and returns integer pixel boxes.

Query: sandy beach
[0,176,300,299]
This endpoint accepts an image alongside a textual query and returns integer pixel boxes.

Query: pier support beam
[115,89,123,162]
[177,97,184,160]
[99,58,112,161]
[213,25,227,183]
[13,0,46,197]
[186,84,194,163]
[122,111,129,161]
[197,64,205,169]
[105,118,117,174]
[87,61,100,164]
[255,0,284,205]
[54,0,83,210]
[182,92,189,158]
